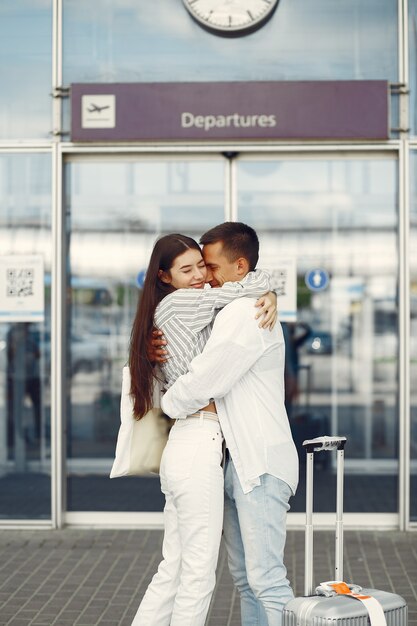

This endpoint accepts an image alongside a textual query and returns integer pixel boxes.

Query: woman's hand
[254,291,278,330]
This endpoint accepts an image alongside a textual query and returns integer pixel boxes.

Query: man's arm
[161,300,267,419]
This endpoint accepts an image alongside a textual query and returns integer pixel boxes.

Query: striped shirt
[154,269,270,389]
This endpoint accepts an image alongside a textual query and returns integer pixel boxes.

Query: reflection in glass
[410,151,417,521]
[64,0,397,84]
[0,153,52,519]
[65,158,225,511]
[0,2,52,139]
[238,157,398,513]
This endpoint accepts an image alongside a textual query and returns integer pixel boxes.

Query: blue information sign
[305,269,329,292]
[136,269,147,289]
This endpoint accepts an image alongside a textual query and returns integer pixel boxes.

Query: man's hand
[147,329,168,364]
[254,291,278,330]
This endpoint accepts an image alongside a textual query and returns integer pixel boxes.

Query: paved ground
[0,529,416,626]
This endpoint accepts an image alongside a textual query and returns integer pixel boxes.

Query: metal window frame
[408,140,417,530]
[399,0,412,531]
[63,512,399,531]
[399,140,411,531]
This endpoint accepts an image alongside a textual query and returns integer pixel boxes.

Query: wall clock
[183,0,279,37]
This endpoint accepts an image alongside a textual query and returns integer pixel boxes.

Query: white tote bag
[110,366,170,478]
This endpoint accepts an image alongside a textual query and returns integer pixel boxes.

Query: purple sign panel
[71,81,389,142]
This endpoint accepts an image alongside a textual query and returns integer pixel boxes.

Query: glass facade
[0,0,415,528]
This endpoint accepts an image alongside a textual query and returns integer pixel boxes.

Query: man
[158,222,299,626]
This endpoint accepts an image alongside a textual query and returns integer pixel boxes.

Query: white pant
[132,416,224,626]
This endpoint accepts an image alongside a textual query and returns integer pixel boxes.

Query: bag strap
[317,581,387,626]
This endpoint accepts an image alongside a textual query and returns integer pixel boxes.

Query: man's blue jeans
[223,459,294,626]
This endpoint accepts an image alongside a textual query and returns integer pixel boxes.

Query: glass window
[63,0,397,84]
[237,155,399,514]
[0,153,52,519]
[410,150,417,522]
[64,157,225,512]
[0,2,52,140]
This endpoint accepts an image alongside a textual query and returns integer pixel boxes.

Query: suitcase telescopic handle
[302,436,347,596]
[303,436,347,453]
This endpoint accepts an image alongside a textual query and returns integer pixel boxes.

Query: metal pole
[305,451,314,596]
[398,0,411,533]
[335,448,344,581]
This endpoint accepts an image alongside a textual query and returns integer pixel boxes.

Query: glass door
[64,151,400,521]
[64,156,226,515]
[236,154,399,515]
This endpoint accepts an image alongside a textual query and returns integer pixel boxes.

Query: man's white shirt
[161,298,299,495]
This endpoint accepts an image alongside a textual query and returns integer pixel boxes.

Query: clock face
[183,0,279,36]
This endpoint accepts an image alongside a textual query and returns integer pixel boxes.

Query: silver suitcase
[283,436,407,626]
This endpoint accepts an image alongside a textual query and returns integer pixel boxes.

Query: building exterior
[0,0,416,530]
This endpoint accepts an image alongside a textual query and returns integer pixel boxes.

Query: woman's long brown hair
[129,233,202,419]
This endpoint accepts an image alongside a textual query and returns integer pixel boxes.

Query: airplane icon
[87,103,111,113]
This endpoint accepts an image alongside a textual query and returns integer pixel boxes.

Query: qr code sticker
[271,269,287,297]
[6,268,34,298]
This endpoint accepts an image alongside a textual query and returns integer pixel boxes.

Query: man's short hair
[200,222,259,271]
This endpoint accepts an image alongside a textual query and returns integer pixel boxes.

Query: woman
[130,234,276,626]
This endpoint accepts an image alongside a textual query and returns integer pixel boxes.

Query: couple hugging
[129,222,299,626]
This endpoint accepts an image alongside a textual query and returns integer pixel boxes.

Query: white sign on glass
[0,255,45,322]
[268,257,297,322]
